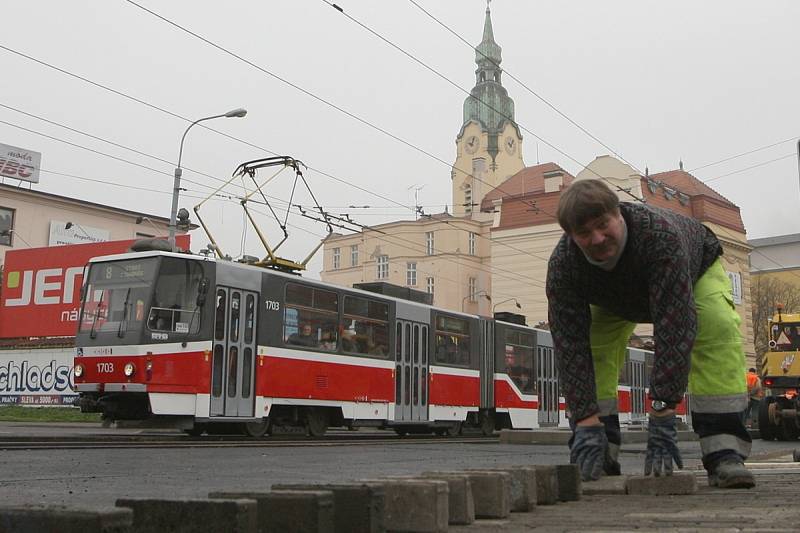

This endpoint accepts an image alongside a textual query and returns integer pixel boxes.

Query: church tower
[452,3,524,218]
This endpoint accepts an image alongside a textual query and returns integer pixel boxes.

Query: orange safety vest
[746,372,763,399]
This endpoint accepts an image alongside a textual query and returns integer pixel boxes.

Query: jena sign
[0,142,41,184]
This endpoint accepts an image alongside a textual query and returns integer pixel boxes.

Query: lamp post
[462,290,491,312]
[169,108,247,251]
[492,297,522,314]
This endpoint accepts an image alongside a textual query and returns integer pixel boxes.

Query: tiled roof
[648,170,735,206]
[480,163,574,211]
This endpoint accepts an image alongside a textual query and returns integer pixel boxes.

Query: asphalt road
[0,421,797,524]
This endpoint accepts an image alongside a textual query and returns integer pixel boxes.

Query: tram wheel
[184,423,206,437]
[780,418,800,441]
[242,419,270,438]
[478,412,495,436]
[394,427,409,437]
[436,422,461,437]
[758,397,776,441]
[305,409,329,437]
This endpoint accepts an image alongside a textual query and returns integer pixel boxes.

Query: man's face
[302,325,312,335]
[570,210,625,263]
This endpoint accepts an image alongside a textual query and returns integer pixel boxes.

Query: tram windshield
[771,322,800,352]
[78,256,208,344]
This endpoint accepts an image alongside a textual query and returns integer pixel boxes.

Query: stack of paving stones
[0,465,706,532]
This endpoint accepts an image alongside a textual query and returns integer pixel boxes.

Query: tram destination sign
[0,235,189,338]
[0,142,41,184]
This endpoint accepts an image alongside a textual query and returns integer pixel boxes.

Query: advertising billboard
[48,220,110,246]
[0,348,77,406]
[0,142,41,184]
[0,236,190,338]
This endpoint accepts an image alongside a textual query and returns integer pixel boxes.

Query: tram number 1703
[264,300,280,311]
[97,362,114,373]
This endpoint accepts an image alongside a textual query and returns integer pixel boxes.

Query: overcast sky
[2,1,798,277]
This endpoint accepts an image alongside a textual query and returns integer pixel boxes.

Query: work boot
[708,457,756,489]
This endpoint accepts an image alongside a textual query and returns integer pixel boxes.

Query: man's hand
[570,425,608,481]
[644,413,683,476]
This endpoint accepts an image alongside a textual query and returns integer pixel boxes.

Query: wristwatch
[651,399,676,412]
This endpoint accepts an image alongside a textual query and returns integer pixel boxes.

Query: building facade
[0,182,181,267]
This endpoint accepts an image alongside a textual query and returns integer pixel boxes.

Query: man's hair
[749,367,756,373]
[556,179,620,234]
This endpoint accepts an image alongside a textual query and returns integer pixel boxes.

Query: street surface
[1,421,799,531]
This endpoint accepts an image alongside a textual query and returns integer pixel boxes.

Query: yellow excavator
[759,304,800,440]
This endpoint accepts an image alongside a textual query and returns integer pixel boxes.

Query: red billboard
[0,236,190,338]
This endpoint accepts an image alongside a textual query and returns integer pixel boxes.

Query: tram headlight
[73,364,84,378]
[123,362,136,377]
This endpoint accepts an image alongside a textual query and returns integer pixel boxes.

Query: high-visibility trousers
[590,258,750,461]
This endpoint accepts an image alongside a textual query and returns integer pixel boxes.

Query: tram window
[504,329,535,394]
[404,367,411,405]
[148,258,205,334]
[283,283,339,352]
[227,346,238,397]
[396,323,402,362]
[395,364,402,405]
[79,258,158,336]
[422,327,428,364]
[341,296,389,358]
[212,345,223,397]
[421,368,427,405]
[434,315,471,366]
[242,347,252,398]
[214,290,226,341]
[229,293,241,343]
[404,323,411,363]
[244,295,255,344]
[413,367,419,405]
[414,325,420,363]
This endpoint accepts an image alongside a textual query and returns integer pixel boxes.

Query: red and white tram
[73,248,668,436]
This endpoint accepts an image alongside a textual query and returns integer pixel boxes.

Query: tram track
[0,433,498,451]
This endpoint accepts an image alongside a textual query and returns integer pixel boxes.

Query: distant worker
[546,179,754,488]
[744,368,763,427]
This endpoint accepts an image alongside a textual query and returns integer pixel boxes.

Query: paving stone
[468,467,537,512]
[459,471,511,519]
[532,465,559,505]
[419,473,475,525]
[0,505,132,533]
[210,490,334,533]
[581,476,628,495]
[359,478,448,533]
[625,473,697,495]
[271,482,384,533]
[115,497,256,533]
[555,464,581,501]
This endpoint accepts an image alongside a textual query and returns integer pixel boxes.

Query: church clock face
[504,136,516,155]
[465,135,479,154]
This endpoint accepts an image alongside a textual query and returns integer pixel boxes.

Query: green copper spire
[461,3,519,162]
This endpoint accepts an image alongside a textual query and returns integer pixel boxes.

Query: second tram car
[73,249,672,436]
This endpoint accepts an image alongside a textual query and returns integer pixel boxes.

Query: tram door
[210,287,258,417]
[627,352,647,422]
[536,332,560,427]
[395,321,429,422]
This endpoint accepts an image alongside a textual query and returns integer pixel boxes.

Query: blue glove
[570,425,608,481]
[644,413,683,476]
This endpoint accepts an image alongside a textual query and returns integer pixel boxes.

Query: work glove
[600,415,622,476]
[570,425,608,481]
[644,413,683,476]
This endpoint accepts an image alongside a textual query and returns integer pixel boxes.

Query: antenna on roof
[536,142,540,164]
[645,166,649,178]
[679,159,684,171]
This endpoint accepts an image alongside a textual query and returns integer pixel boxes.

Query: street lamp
[493,297,522,314]
[462,290,491,312]
[169,107,247,251]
